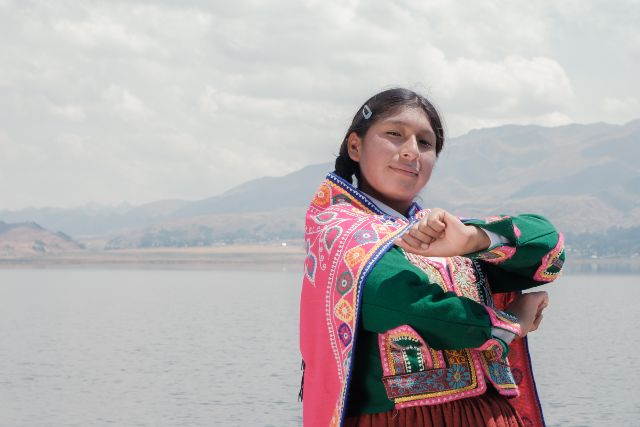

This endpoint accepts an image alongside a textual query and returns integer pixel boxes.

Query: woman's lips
[389,165,418,177]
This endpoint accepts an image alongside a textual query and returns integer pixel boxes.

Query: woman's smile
[389,164,419,177]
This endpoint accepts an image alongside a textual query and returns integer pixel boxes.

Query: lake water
[0,269,638,426]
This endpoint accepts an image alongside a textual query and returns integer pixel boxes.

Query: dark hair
[334,88,445,185]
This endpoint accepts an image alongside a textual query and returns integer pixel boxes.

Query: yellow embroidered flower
[344,246,366,270]
[334,299,355,323]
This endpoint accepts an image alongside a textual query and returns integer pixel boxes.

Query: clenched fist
[394,208,491,257]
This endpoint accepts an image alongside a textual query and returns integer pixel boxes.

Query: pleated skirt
[344,389,525,427]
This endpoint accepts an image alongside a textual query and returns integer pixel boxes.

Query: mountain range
[1,120,638,255]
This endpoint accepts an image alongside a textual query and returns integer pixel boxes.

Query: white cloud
[0,130,42,163]
[52,14,159,52]
[48,103,86,121]
[0,0,638,209]
[603,96,640,119]
[102,84,153,120]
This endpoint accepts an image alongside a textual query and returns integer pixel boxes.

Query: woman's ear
[347,132,362,162]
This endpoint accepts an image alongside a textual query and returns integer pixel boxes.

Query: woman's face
[347,107,437,215]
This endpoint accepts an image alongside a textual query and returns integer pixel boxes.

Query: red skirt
[344,389,525,427]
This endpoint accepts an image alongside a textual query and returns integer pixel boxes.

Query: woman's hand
[394,208,491,257]
[505,291,549,336]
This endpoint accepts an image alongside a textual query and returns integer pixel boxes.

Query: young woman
[299,88,564,427]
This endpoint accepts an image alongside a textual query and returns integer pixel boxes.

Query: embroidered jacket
[299,172,565,427]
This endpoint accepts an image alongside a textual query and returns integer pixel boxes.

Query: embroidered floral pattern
[334,298,355,323]
[338,323,352,347]
[379,326,485,405]
[444,350,468,365]
[534,233,565,282]
[301,173,411,425]
[323,226,342,251]
[344,246,366,270]
[388,254,521,406]
[353,229,378,245]
[479,350,518,394]
[331,193,351,205]
[335,270,353,295]
[447,365,471,388]
[472,245,517,264]
[404,252,448,293]
[304,253,316,282]
[488,362,514,385]
[451,257,481,301]
[318,211,339,222]
[312,184,331,208]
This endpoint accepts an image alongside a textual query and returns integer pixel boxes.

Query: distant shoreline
[0,246,638,273]
[0,244,306,271]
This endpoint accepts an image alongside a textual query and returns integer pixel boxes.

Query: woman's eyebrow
[387,120,435,135]
[386,120,435,136]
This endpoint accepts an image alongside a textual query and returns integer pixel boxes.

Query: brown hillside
[0,221,85,258]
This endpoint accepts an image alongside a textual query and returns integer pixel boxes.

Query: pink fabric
[300,174,546,427]
[300,175,411,426]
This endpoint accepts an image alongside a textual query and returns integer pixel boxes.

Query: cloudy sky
[1,0,638,210]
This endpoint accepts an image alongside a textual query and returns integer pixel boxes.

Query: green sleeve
[463,214,566,293]
[361,246,519,350]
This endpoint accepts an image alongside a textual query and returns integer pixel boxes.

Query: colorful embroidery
[449,257,481,301]
[511,367,523,385]
[380,327,433,375]
[332,193,351,205]
[335,270,353,295]
[486,307,522,336]
[479,350,518,394]
[312,184,331,208]
[382,360,483,406]
[378,253,521,408]
[300,172,549,426]
[447,365,471,388]
[304,253,316,282]
[338,323,352,347]
[324,226,343,251]
[315,211,338,223]
[344,246,366,270]
[353,229,378,245]
[444,350,468,365]
[403,252,449,293]
[534,233,565,282]
[472,245,517,264]
[379,325,484,406]
[334,298,355,323]
[300,173,411,426]
[488,362,516,386]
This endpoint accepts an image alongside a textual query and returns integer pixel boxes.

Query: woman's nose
[401,136,420,159]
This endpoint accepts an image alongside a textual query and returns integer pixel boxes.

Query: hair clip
[362,104,372,119]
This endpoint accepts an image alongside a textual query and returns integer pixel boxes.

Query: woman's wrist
[466,225,491,253]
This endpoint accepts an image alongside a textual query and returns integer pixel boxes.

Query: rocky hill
[0,221,85,258]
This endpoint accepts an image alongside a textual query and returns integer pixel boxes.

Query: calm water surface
[0,269,638,426]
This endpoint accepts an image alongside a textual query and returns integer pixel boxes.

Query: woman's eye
[386,131,401,137]
[419,140,433,148]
